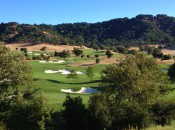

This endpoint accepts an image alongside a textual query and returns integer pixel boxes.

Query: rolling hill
[1,14,175,49]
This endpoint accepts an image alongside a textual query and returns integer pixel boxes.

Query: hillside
[1,14,175,49]
[5,43,90,52]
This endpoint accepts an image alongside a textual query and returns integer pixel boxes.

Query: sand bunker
[61,87,97,94]
[76,71,84,74]
[45,70,59,73]
[45,69,84,74]
[39,60,47,63]
[58,69,71,74]
[58,69,84,74]
[39,60,66,63]
[57,60,66,63]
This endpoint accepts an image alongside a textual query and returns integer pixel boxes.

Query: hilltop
[1,14,175,49]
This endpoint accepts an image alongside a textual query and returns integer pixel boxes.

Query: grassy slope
[29,49,175,111]
[30,50,110,110]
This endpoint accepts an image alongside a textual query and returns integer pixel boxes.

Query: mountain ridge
[1,14,175,49]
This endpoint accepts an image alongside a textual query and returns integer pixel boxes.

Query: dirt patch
[69,61,96,67]
[157,59,174,65]
[128,47,139,50]
[162,49,175,56]
[68,58,118,67]
[5,43,90,52]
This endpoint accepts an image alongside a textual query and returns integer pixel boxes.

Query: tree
[72,48,83,56]
[151,99,175,126]
[88,93,112,130]
[94,54,99,58]
[92,53,170,129]
[95,58,100,64]
[67,70,78,79]
[152,48,163,59]
[40,46,47,52]
[116,45,127,54]
[0,43,51,130]
[168,63,175,81]
[58,50,70,59]
[86,66,94,81]
[3,92,52,130]
[105,50,113,58]
[61,95,87,130]
[0,44,32,92]
[20,48,28,54]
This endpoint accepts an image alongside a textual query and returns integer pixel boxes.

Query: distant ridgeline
[1,14,175,49]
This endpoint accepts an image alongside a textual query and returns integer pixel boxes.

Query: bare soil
[5,43,90,52]
[157,59,174,65]
[68,58,118,67]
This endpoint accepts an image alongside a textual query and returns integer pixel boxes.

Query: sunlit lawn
[28,50,175,110]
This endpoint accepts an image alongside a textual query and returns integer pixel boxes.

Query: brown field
[162,49,175,56]
[128,47,139,50]
[157,59,174,65]
[5,43,90,52]
[69,58,118,67]
[129,46,175,56]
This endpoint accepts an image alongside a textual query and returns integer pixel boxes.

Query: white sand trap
[45,70,59,73]
[39,60,66,63]
[60,89,73,93]
[58,69,84,75]
[57,60,66,63]
[61,87,97,94]
[76,71,84,74]
[58,69,71,74]
[77,87,97,93]
[39,60,47,63]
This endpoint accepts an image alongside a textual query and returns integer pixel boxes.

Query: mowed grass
[29,50,110,110]
[28,49,175,110]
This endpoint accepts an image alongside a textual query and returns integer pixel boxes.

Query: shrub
[96,58,100,64]
[151,100,175,126]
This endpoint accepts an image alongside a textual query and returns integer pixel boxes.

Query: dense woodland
[1,14,175,49]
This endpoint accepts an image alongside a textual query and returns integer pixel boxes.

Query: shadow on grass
[46,79,101,85]
[66,79,101,84]
[47,79,65,84]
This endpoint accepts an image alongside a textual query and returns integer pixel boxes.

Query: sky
[1,0,175,25]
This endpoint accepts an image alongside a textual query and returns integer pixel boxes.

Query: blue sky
[1,0,175,25]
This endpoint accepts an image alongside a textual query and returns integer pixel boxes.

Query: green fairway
[28,50,175,110]
[29,50,111,110]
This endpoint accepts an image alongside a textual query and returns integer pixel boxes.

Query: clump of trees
[168,63,175,81]
[89,54,171,129]
[55,50,70,59]
[72,48,83,56]
[95,58,100,64]
[105,50,113,58]
[0,43,51,130]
